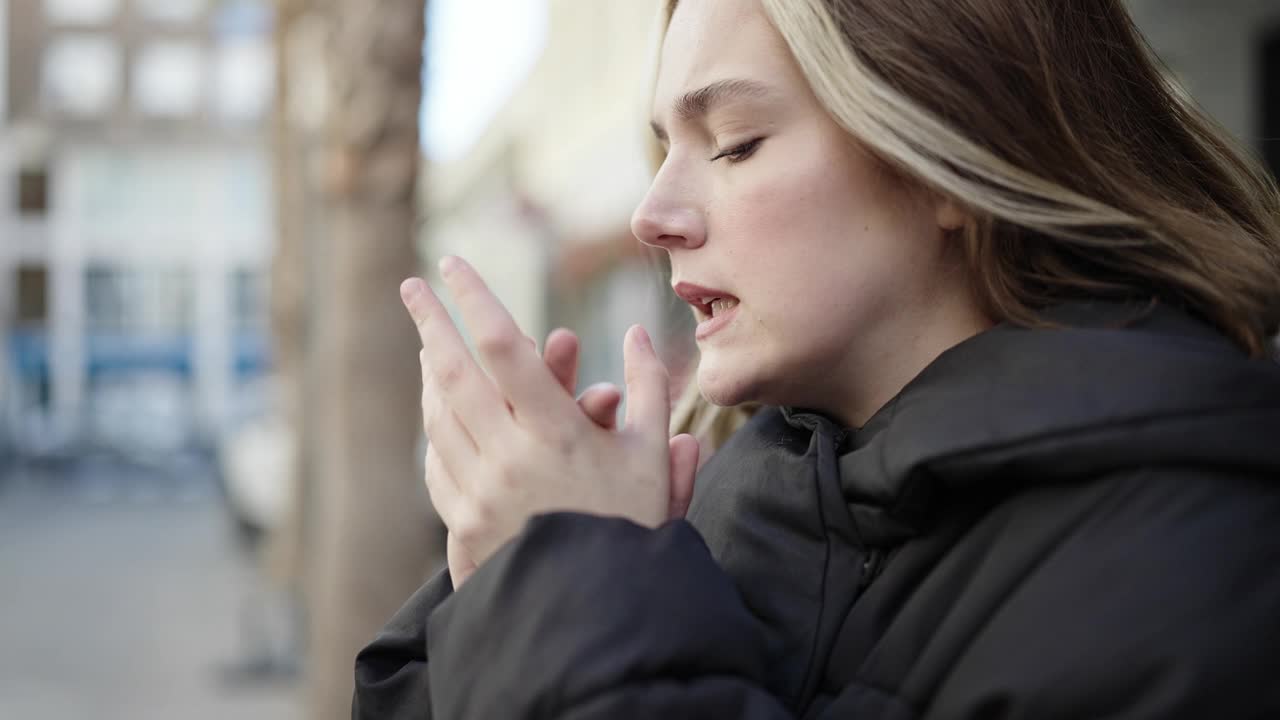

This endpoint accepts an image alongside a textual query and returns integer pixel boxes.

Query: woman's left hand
[402,256,697,569]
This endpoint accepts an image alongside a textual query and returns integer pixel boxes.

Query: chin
[695,360,764,408]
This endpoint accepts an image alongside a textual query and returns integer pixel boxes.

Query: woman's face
[633,0,980,423]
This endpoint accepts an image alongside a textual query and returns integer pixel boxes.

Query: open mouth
[673,282,742,341]
[694,296,740,321]
[672,282,740,318]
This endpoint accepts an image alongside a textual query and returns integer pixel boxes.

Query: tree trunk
[266,0,308,594]
[301,2,441,718]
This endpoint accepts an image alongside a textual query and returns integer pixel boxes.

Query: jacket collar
[782,301,1280,545]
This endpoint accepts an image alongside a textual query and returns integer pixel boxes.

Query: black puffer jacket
[353,302,1280,719]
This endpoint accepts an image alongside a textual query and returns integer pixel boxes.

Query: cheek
[719,162,847,272]
[718,155,888,305]
[716,150,941,344]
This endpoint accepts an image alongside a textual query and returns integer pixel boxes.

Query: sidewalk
[0,458,299,720]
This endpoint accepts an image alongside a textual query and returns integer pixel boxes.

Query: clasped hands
[401,256,700,587]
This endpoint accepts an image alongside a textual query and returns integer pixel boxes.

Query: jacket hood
[780,301,1280,545]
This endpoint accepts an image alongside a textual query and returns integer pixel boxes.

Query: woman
[354,0,1280,717]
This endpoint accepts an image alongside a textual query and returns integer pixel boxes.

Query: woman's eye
[711,138,763,164]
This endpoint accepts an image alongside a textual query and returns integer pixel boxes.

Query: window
[17,167,50,216]
[85,265,129,332]
[43,0,118,24]
[133,42,206,117]
[41,35,122,116]
[15,266,49,325]
[85,266,193,334]
[147,269,195,334]
[231,268,267,332]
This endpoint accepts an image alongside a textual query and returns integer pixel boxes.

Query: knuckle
[423,463,448,500]
[499,459,525,490]
[421,393,443,428]
[454,502,492,544]
[481,462,519,496]
[475,328,518,358]
[516,428,551,458]
[453,512,481,545]
[546,424,579,458]
[435,357,467,390]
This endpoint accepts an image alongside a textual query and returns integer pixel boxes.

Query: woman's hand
[433,328,626,587]
[405,257,699,584]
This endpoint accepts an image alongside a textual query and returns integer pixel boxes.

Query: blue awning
[7,329,271,379]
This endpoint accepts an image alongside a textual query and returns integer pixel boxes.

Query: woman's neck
[833,295,994,429]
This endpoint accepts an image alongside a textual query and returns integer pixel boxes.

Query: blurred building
[423,0,690,393]
[0,0,276,459]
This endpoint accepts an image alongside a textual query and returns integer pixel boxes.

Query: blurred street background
[0,0,1277,718]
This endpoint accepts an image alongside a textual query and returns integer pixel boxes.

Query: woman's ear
[934,195,967,233]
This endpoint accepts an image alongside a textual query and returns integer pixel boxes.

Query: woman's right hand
[431,327,675,588]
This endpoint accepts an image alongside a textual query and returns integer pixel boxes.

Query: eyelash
[711,138,764,164]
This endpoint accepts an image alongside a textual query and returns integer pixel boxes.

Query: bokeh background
[0,1,1277,718]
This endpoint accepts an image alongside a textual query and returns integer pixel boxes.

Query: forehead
[654,0,799,111]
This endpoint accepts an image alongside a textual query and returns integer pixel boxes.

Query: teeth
[710,298,738,316]
[699,296,717,305]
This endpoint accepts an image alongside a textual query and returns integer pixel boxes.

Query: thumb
[623,325,671,446]
[667,433,700,520]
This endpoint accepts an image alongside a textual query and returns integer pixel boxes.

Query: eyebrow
[650,78,776,141]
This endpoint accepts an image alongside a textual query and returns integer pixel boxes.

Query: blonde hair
[661,0,1280,445]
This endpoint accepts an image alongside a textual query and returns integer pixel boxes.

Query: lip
[694,303,739,341]
[672,281,740,341]
[672,281,738,315]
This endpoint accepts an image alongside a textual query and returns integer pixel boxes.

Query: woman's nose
[631,184,706,251]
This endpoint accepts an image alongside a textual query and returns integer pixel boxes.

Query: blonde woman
[354,0,1280,717]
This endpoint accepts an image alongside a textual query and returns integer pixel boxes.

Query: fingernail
[400,278,423,303]
[631,325,652,352]
[438,256,461,277]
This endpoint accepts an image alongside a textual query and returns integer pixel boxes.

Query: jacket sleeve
[421,512,796,719]
[352,567,454,720]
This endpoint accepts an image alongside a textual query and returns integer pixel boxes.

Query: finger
[401,277,451,349]
[622,325,671,444]
[543,328,580,395]
[667,434,700,519]
[436,257,576,418]
[508,335,540,414]
[424,444,467,531]
[420,355,479,468]
[577,382,622,430]
[402,278,511,446]
[505,335,536,414]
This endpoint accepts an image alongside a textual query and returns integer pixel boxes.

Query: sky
[421,0,548,162]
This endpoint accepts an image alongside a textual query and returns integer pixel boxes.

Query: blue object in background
[7,329,270,381]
